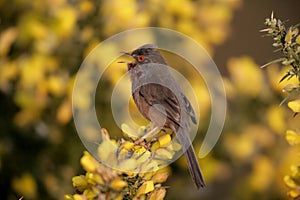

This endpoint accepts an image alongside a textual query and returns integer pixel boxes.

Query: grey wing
[138,83,182,127]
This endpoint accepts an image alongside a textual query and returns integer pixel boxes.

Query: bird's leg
[134,126,161,145]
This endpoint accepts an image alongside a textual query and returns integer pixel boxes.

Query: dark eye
[137,55,145,62]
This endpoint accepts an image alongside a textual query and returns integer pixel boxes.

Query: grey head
[130,44,167,66]
[127,44,172,82]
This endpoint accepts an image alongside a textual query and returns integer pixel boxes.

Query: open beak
[118,51,135,64]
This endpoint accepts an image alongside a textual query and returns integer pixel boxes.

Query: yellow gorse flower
[65,128,171,200]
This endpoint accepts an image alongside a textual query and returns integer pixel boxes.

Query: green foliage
[261,12,300,109]
[262,13,300,199]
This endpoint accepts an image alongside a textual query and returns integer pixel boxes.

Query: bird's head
[119,44,166,71]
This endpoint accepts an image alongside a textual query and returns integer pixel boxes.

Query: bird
[121,44,205,189]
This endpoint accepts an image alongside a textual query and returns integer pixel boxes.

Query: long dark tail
[184,144,206,189]
[174,123,205,189]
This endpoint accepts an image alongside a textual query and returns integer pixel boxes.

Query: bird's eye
[137,55,145,62]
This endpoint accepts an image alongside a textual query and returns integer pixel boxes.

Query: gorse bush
[261,12,300,199]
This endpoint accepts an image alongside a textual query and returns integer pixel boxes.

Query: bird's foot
[134,126,161,145]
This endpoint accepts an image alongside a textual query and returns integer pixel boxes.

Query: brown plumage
[124,44,205,189]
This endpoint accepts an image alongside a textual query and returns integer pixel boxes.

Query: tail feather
[185,145,205,189]
[174,118,205,189]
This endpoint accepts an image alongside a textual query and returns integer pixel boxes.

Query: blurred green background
[0,0,300,199]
